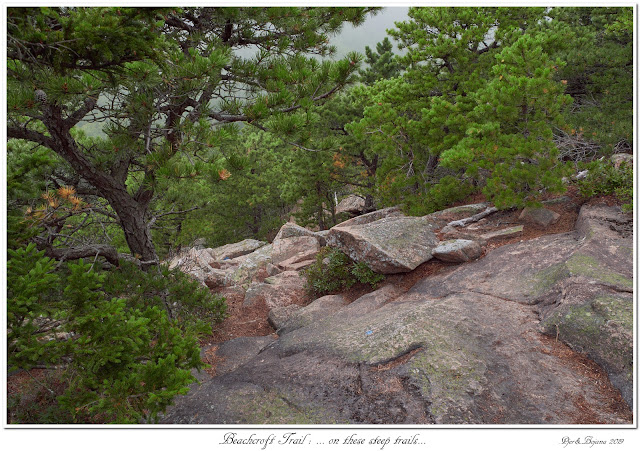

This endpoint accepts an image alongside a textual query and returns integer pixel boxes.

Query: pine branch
[64,97,98,129]
[7,125,57,150]
[32,239,120,266]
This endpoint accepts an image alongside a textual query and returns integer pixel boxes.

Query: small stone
[268,304,302,331]
[34,89,47,104]
[432,239,483,263]
[480,225,524,242]
[610,153,633,169]
[519,207,560,228]
[576,170,589,180]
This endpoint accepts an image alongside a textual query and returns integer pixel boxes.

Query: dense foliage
[304,247,384,296]
[6,6,632,424]
[7,6,378,264]
[578,160,633,212]
[7,244,226,423]
[551,7,633,155]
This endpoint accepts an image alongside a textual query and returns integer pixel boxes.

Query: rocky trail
[161,192,633,425]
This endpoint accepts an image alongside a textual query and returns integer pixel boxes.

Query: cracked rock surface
[161,205,632,424]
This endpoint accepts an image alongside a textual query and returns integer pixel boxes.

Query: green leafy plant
[304,247,384,296]
[350,261,386,288]
[102,261,228,335]
[578,159,633,212]
[7,244,227,423]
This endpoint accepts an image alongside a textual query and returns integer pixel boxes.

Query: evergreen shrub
[304,247,384,296]
[7,244,227,423]
[578,159,633,212]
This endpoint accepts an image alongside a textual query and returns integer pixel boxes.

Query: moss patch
[591,295,633,332]
[408,340,487,421]
[541,295,633,382]
[529,262,570,297]
[566,254,632,289]
[233,389,341,424]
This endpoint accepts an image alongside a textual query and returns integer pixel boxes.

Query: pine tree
[348,7,573,213]
[7,6,378,268]
[440,33,572,207]
[358,37,401,84]
[550,7,633,154]
[177,130,295,246]
[7,244,226,423]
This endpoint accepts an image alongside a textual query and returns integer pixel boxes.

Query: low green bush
[304,247,384,296]
[7,244,227,423]
[578,159,633,212]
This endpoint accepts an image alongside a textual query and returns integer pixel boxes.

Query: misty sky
[330,7,410,59]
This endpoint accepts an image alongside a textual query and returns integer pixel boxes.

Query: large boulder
[168,247,215,284]
[268,304,302,331]
[537,204,633,407]
[243,270,308,309]
[411,204,633,409]
[277,294,348,336]
[209,336,276,377]
[170,241,273,288]
[274,222,328,246]
[276,290,630,424]
[334,206,403,228]
[327,215,439,274]
[335,195,366,215]
[432,239,483,263]
[208,239,267,261]
[204,268,232,289]
[223,243,274,288]
[272,236,320,266]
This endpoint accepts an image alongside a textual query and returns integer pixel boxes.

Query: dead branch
[447,206,498,228]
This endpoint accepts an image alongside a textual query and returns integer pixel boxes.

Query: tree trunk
[363,194,376,213]
[315,182,326,230]
[362,153,378,213]
[12,103,159,269]
[108,193,158,269]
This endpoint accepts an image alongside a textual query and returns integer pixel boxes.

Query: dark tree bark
[34,241,120,266]
[8,101,159,269]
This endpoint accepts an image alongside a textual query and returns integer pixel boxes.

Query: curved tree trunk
[9,102,159,269]
[106,191,158,268]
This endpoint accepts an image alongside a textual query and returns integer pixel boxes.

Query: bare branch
[7,126,57,149]
[447,207,498,228]
[33,240,120,266]
[64,96,98,129]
